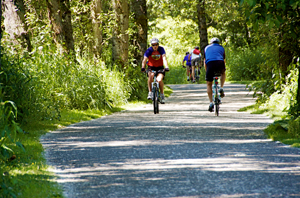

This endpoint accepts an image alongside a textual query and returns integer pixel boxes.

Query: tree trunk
[278,34,293,78]
[297,63,300,116]
[61,0,74,53]
[197,0,208,55]
[0,0,2,52]
[1,0,2,68]
[46,0,74,54]
[112,0,129,68]
[91,0,102,59]
[130,0,147,66]
[3,0,32,52]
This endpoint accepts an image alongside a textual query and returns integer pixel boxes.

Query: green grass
[238,104,300,148]
[2,107,125,198]
[2,86,173,198]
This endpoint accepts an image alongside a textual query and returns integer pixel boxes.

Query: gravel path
[41,84,300,198]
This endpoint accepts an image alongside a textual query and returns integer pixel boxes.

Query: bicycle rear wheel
[153,88,159,114]
[214,87,219,116]
[215,103,219,116]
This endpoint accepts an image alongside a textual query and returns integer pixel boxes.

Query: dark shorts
[205,60,226,82]
[147,66,165,77]
[191,57,201,67]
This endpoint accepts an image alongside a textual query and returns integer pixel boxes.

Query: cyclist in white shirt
[189,46,201,83]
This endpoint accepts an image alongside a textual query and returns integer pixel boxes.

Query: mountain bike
[151,70,161,114]
[194,59,200,80]
[212,75,221,116]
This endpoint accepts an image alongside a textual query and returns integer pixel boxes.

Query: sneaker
[160,94,165,104]
[220,88,225,98]
[192,79,196,83]
[208,103,214,112]
[187,76,190,81]
[147,92,153,100]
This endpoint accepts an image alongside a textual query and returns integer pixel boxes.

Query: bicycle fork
[151,80,160,101]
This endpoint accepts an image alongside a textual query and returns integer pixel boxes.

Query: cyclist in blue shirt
[203,37,226,112]
[182,52,192,81]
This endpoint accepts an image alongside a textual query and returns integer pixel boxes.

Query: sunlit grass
[239,104,300,148]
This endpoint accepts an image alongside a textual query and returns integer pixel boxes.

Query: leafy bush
[226,46,276,81]
[261,67,298,115]
[0,84,24,197]
[288,117,300,138]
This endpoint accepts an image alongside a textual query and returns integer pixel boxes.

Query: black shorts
[147,66,165,77]
[205,60,226,82]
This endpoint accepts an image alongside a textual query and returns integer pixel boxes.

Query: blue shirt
[183,55,191,66]
[144,46,166,58]
[204,43,225,64]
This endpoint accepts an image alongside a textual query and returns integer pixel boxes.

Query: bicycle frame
[151,70,160,114]
[212,76,221,116]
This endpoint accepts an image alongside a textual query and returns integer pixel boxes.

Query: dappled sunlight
[41,83,300,197]
[44,139,274,149]
[51,155,300,185]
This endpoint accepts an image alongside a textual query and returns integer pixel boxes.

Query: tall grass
[3,44,131,122]
[226,46,277,81]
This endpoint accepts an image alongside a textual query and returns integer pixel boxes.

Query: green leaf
[1,144,14,153]
[16,142,26,152]
[274,19,281,27]
[276,15,283,23]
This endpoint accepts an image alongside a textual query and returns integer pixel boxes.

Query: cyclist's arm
[142,56,148,69]
[162,54,169,69]
[204,58,207,71]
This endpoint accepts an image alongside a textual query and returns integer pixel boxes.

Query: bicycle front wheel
[153,88,159,114]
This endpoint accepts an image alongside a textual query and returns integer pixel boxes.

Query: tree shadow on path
[41,84,300,198]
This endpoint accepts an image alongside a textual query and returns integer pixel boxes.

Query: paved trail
[41,84,300,198]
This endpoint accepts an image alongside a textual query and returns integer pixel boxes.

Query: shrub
[288,117,300,138]
[226,46,275,81]
[261,67,298,114]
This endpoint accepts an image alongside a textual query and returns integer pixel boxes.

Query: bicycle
[194,59,200,80]
[151,70,161,114]
[212,74,222,116]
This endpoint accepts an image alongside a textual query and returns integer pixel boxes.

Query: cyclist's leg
[186,66,189,76]
[157,73,164,94]
[191,59,196,80]
[147,70,154,92]
[206,81,213,103]
[186,66,190,81]
[191,66,195,80]
[205,62,214,103]
[221,71,226,88]
[196,57,200,76]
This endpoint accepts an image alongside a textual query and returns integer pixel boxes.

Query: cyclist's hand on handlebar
[165,68,169,72]
[141,68,146,72]
[182,65,186,68]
